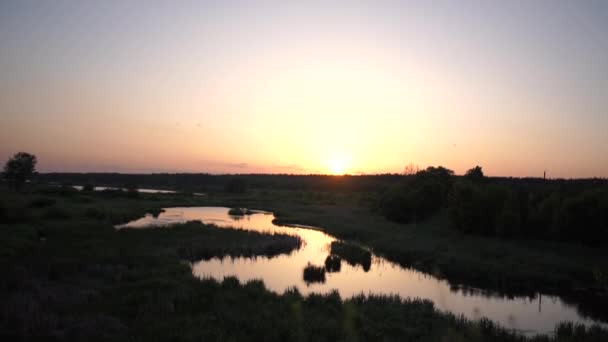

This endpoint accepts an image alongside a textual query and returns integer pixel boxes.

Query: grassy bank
[2,187,608,340]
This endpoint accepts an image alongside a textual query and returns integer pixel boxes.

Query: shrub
[82,184,95,192]
[303,263,326,283]
[448,182,507,235]
[324,255,342,273]
[380,166,454,223]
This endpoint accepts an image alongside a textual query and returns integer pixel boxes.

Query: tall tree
[3,152,37,191]
[465,166,485,183]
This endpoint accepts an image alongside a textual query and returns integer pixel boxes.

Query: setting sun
[327,154,350,175]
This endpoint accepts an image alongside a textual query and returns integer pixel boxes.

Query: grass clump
[303,263,326,283]
[324,255,341,273]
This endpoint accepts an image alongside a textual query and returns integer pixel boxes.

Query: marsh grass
[1,187,608,341]
[171,221,302,261]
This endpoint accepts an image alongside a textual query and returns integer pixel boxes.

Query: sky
[1,0,607,177]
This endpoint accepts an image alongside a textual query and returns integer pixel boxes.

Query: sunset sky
[1,1,607,177]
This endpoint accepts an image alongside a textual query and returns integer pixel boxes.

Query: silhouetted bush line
[448,182,608,245]
[378,166,608,246]
[36,172,410,193]
[379,166,454,223]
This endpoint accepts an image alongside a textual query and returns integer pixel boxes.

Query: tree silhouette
[3,152,37,191]
[465,166,484,182]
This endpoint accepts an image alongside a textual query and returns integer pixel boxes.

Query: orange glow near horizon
[326,152,351,175]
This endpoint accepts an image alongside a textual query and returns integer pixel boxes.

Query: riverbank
[214,190,608,316]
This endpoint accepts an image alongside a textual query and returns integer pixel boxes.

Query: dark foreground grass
[1,188,608,341]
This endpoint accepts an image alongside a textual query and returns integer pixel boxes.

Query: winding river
[118,207,606,335]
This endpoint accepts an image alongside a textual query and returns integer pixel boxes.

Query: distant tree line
[35,172,406,193]
[448,179,608,245]
[379,166,454,223]
[379,165,608,246]
[4,151,608,245]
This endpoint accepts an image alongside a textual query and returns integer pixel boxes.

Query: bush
[448,182,608,245]
[324,255,342,273]
[82,184,95,192]
[380,166,454,223]
[303,263,326,283]
[464,166,485,183]
[448,182,507,235]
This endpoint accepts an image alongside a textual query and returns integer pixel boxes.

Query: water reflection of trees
[330,242,372,272]
[448,283,608,325]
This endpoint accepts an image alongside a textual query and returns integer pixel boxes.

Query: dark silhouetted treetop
[465,166,485,182]
[3,152,37,191]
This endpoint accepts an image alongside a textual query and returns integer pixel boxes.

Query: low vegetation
[228,207,254,216]
[324,254,342,273]
[2,172,608,340]
[449,182,608,245]
[303,263,326,283]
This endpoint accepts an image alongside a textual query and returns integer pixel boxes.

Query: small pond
[118,207,607,335]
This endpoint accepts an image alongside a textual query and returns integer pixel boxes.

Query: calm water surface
[118,207,606,335]
[72,185,177,193]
